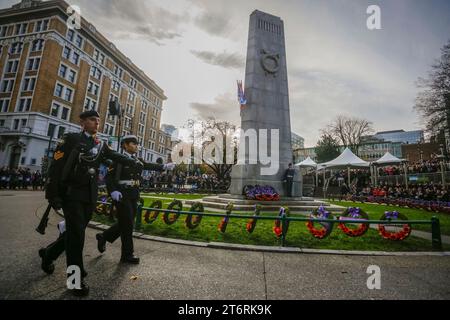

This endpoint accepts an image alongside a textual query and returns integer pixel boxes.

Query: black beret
[80,110,100,119]
[121,135,138,146]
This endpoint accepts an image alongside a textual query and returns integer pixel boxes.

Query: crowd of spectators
[377,160,450,176]
[141,171,231,193]
[348,182,449,202]
[0,167,44,190]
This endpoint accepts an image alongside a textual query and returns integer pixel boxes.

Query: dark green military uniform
[100,137,163,262]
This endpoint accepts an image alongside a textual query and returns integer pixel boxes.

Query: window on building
[47,123,56,137]
[70,52,80,65]
[17,98,32,112]
[90,66,102,80]
[61,107,70,121]
[138,124,145,135]
[54,84,74,102]
[130,78,137,89]
[31,39,44,52]
[62,47,80,65]
[0,99,10,113]
[15,23,27,35]
[75,34,83,48]
[114,65,123,78]
[22,77,36,92]
[124,117,132,129]
[9,42,23,55]
[64,88,73,102]
[63,46,71,60]
[31,158,36,165]
[13,119,20,130]
[0,26,7,37]
[1,79,15,93]
[84,98,97,111]
[51,102,60,117]
[68,70,76,83]
[139,111,146,123]
[35,19,49,32]
[126,104,135,116]
[54,84,64,97]
[128,91,135,102]
[59,64,68,78]
[6,60,19,73]
[112,80,120,91]
[88,81,99,96]
[67,29,75,42]
[26,58,40,71]
[93,49,105,64]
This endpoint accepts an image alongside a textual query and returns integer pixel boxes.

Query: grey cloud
[190,93,240,124]
[190,50,245,69]
[288,67,417,146]
[67,0,186,45]
[194,12,231,37]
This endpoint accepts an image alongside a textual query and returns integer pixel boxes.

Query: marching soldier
[41,110,135,297]
[96,135,163,264]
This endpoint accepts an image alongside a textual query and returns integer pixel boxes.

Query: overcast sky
[2,0,450,147]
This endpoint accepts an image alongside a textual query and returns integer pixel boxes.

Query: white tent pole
[316,170,318,187]
[375,166,378,185]
[370,165,374,186]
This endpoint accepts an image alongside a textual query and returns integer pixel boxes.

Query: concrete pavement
[0,190,449,300]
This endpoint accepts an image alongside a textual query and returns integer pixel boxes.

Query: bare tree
[323,115,373,155]
[414,40,450,151]
[195,118,239,182]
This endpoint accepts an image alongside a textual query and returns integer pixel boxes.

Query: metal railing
[95,200,443,250]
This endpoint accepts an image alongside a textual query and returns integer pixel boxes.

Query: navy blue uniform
[102,154,163,258]
[44,132,134,275]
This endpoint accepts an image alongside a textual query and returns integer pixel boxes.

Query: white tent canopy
[319,148,370,169]
[295,157,317,168]
[372,152,408,187]
[372,152,405,165]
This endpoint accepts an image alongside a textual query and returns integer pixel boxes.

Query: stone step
[198,196,334,207]
[184,199,344,213]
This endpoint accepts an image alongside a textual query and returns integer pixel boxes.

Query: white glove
[111,191,123,202]
[57,221,66,234]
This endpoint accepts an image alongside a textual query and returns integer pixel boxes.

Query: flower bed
[244,185,280,201]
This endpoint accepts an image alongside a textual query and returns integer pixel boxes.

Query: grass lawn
[328,200,450,236]
[92,193,450,252]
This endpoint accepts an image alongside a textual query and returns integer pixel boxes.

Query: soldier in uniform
[96,135,163,264]
[41,110,135,297]
[283,163,296,198]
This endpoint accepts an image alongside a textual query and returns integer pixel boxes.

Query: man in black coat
[40,110,135,297]
[284,163,296,197]
[96,135,163,263]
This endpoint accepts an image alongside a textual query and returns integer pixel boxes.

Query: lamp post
[44,124,56,180]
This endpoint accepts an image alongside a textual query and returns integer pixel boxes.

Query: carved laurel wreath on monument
[260,49,280,76]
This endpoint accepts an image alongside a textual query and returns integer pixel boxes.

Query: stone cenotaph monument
[229,10,302,197]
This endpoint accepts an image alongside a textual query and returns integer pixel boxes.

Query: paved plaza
[0,191,449,300]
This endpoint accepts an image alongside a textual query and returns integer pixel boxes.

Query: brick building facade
[0,0,170,171]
